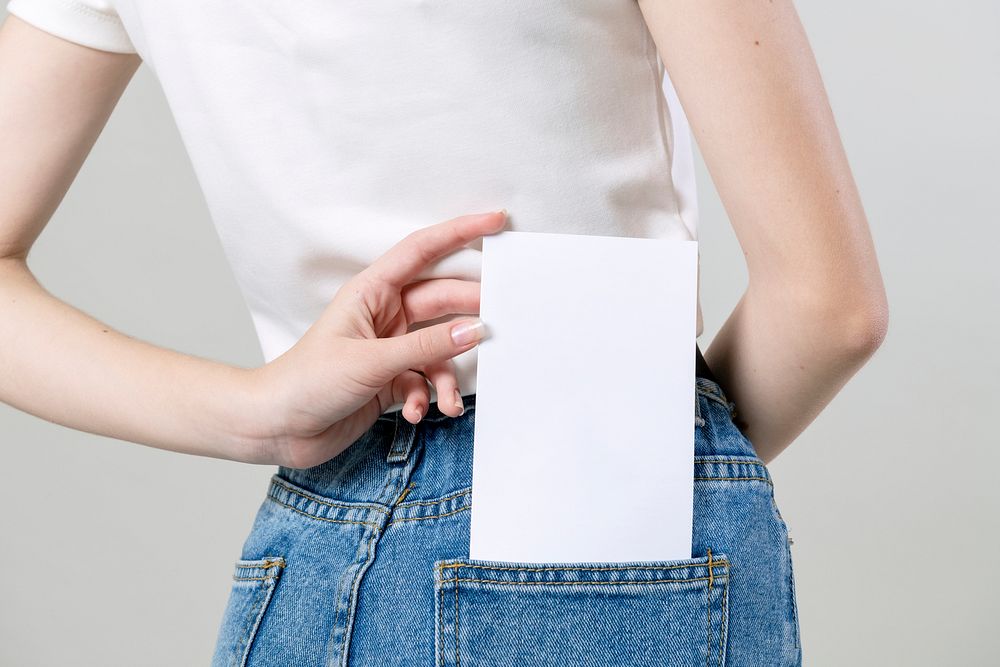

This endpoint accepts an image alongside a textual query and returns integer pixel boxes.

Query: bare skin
[637,0,889,462]
[0,11,503,468]
[0,2,887,469]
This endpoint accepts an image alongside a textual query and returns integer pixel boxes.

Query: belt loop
[386,410,417,464]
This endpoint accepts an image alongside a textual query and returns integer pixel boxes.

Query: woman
[0,1,887,665]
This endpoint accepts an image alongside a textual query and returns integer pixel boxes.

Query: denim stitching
[694,476,772,486]
[706,548,713,667]
[266,495,381,528]
[719,567,729,666]
[236,569,281,667]
[386,505,470,527]
[436,560,729,574]
[271,472,769,527]
[397,487,469,508]
[438,576,723,586]
[271,477,390,514]
[394,482,416,504]
[783,510,801,650]
[329,547,355,667]
[373,459,401,507]
[437,582,443,667]
[454,575,461,667]
[238,589,266,667]
[438,580,445,667]
[234,558,285,572]
[398,460,768,518]
[338,527,381,666]
[335,419,415,666]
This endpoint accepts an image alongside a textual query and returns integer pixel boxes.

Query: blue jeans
[211,376,801,666]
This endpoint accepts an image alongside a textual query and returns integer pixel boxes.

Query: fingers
[367,316,490,384]
[391,370,430,424]
[422,358,464,418]
[401,278,481,324]
[363,210,507,289]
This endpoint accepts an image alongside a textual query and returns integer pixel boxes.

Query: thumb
[373,317,489,380]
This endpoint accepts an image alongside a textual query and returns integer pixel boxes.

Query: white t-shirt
[6,0,704,412]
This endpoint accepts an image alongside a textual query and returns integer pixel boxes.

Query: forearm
[705,283,886,464]
[0,257,269,462]
[635,0,889,461]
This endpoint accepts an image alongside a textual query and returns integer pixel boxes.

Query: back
[6,0,703,409]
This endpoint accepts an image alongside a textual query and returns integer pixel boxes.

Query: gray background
[2,2,997,664]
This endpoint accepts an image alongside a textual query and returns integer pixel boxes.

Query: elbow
[769,278,890,358]
[841,299,889,357]
[816,288,890,359]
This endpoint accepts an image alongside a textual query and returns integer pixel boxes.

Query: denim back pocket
[210,557,286,667]
[433,551,729,667]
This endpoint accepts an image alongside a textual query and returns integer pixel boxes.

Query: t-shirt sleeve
[5,0,136,54]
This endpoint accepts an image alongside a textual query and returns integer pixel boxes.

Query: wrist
[222,364,283,465]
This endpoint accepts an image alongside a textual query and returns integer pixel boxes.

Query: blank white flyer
[469,230,699,563]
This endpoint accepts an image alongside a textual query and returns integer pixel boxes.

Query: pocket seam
[706,547,728,667]
[230,556,285,667]
[441,575,720,586]
[233,557,285,582]
[454,576,461,667]
[707,555,714,667]
[719,568,730,666]
[435,554,730,666]
[436,559,729,575]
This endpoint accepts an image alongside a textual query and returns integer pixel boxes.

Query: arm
[636,0,889,463]
[0,14,496,468]
[0,15,268,461]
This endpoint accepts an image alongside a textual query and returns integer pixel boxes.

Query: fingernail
[451,318,488,346]
[454,388,465,415]
[496,208,507,219]
[413,406,423,423]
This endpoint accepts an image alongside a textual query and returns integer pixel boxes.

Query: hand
[246,210,506,469]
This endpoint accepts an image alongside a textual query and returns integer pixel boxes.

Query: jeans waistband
[382,377,732,427]
[379,344,728,425]
[273,351,752,515]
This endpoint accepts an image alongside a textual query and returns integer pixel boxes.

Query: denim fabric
[211,377,801,666]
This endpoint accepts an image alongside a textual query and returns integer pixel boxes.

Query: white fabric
[6,0,704,412]
[6,0,135,53]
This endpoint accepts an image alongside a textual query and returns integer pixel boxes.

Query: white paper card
[469,231,698,563]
